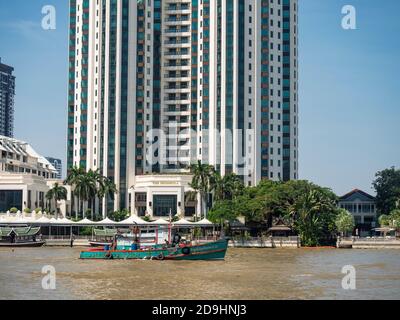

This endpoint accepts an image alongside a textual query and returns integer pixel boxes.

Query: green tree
[189,160,215,219]
[86,169,102,220]
[98,176,118,217]
[210,172,244,202]
[64,166,86,219]
[45,191,53,214]
[378,214,391,227]
[46,183,68,219]
[74,172,97,219]
[372,167,400,215]
[108,209,129,222]
[65,167,118,220]
[389,209,400,229]
[288,189,338,247]
[335,209,355,236]
[208,199,238,226]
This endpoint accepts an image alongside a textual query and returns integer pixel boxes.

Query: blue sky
[0,0,399,196]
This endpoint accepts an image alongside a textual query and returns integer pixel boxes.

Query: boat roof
[0,227,40,237]
[94,228,117,237]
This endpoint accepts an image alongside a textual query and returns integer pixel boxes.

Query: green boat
[164,239,229,261]
[0,227,45,247]
[80,238,229,261]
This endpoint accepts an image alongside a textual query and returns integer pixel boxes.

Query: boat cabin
[0,227,41,244]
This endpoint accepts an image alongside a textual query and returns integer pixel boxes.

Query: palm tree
[45,190,53,214]
[86,169,102,220]
[98,177,118,218]
[189,160,215,219]
[65,167,118,220]
[210,171,225,201]
[46,183,68,219]
[210,171,244,203]
[64,166,85,219]
[74,173,97,219]
[288,189,336,246]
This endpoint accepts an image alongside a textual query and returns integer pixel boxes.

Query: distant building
[46,157,62,179]
[338,189,378,236]
[0,135,71,215]
[0,58,15,137]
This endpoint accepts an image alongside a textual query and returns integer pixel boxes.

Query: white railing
[340,236,399,242]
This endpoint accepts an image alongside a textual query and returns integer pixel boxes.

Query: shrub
[108,209,129,222]
[9,207,18,214]
[142,215,152,222]
[80,227,94,236]
[24,208,31,214]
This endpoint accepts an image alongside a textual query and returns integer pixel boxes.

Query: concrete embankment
[337,238,400,249]
[229,237,300,248]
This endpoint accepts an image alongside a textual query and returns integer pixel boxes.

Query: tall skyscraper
[0,58,15,138]
[67,0,298,215]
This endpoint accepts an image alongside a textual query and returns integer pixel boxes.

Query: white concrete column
[146,188,153,217]
[130,190,136,216]
[22,186,28,211]
[177,188,184,217]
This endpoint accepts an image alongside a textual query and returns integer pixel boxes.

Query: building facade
[46,157,63,179]
[0,58,15,138]
[67,0,299,216]
[0,135,71,215]
[338,189,378,236]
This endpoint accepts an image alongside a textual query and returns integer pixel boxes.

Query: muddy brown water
[0,247,399,300]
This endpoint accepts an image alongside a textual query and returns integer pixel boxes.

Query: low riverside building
[128,174,198,220]
[338,189,378,236]
[0,135,71,215]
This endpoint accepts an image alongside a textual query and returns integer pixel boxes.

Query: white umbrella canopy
[118,215,149,226]
[173,218,194,227]
[35,216,51,224]
[194,218,214,227]
[3,217,25,224]
[49,217,76,225]
[97,217,117,226]
[150,218,170,226]
[76,218,95,225]
[16,216,37,224]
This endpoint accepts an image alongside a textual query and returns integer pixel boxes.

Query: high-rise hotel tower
[67,0,298,216]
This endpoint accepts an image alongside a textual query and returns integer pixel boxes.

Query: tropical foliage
[390,209,400,229]
[46,183,68,218]
[379,209,400,229]
[189,161,215,218]
[372,167,400,215]
[335,209,355,236]
[379,214,391,227]
[108,209,129,222]
[206,176,341,246]
[64,167,118,220]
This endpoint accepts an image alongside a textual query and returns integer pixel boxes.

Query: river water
[0,247,399,300]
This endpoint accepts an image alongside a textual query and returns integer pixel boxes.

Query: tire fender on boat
[157,253,165,261]
[181,247,191,255]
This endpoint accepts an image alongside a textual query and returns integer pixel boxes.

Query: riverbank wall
[229,237,300,248]
[337,237,400,249]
